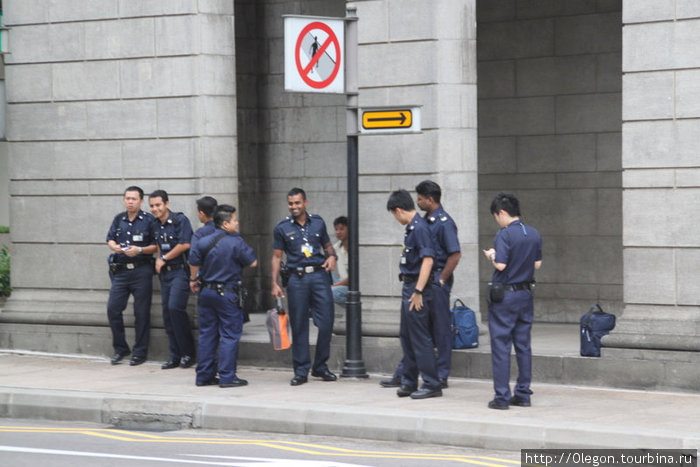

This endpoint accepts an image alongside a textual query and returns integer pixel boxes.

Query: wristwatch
[160,254,167,261]
[439,279,445,287]
[414,288,423,295]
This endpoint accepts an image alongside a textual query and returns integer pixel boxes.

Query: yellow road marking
[0,425,519,466]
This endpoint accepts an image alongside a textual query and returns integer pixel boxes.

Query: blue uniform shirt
[154,211,193,265]
[492,220,542,285]
[192,220,216,245]
[425,205,460,269]
[106,210,156,264]
[400,213,435,275]
[273,214,331,268]
[190,229,257,284]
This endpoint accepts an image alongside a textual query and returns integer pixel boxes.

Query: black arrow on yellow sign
[362,110,413,129]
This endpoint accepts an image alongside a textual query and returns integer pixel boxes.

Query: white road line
[0,445,371,466]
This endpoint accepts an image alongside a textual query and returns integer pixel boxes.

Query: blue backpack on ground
[451,299,478,349]
[580,304,616,357]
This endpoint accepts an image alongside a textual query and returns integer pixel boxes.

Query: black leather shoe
[129,356,146,366]
[220,378,248,388]
[396,385,417,397]
[410,387,443,399]
[311,369,337,381]
[161,360,179,370]
[440,378,448,389]
[196,377,219,387]
[290,375,308,386]
[380,375,402,388]
[110,352,130,365]
[509,396,531,407]
[488,399,509,410]
[180,355,195,368]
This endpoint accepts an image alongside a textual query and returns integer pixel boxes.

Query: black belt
[201,281,239,294]
[289,265,324,276]
[109,259,152,272]
[504,282,533,292]
[162,263,186,272]
[398,273,418,284]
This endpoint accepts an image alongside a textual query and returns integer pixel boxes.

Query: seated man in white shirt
[331,216,349,307]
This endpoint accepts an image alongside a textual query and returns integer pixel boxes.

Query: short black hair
[490,192,521,217]
[149,189,169,202]
[287,187,306,200]
[196,196,218,218]
[333,216,348,227]
[386,189,415,212]
[415,180,441,204]
[124,186,144,199]
[214,204,237,228]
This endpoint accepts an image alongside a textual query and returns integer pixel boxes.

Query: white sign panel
[284,16,345,94]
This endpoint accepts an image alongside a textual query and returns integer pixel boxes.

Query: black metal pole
[341,5,367,378]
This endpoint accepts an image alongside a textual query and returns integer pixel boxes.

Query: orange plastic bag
[266,299,291,350]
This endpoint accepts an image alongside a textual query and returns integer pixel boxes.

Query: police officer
[189,205,257,388]
[149,189,196,370]
[387,189,442,399]
[106,186,157,366]
[271,187,337,386]
[482,192,542,410]
[381,181,461,389]
[192,196,218,244]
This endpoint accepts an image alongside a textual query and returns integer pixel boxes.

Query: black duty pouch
[237,280,249,309]
[280,261,290,287]
[488,281,505,304]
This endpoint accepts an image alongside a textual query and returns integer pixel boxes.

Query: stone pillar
[356,0,479,334]
[0,1,238,357]
[604,1,700,351]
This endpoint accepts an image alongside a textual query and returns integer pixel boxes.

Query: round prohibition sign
[295,21,342,89]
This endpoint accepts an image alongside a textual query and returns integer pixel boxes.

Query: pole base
[340,359,368,378]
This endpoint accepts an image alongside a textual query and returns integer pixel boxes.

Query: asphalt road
[0,418,521,467]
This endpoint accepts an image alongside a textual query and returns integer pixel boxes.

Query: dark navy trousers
[393,271,452,382]
[196,288,243,385]
[107,265,153,358]
[399,282,440,390]
[430,270,452,381]
[159,267,195,361]
[286,270,334,377]
[488,289,534,404]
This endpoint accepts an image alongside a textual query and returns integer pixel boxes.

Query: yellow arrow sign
[362,110,412,129]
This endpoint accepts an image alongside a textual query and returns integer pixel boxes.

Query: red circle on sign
[295,21,342,90]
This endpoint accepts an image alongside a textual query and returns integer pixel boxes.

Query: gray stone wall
[1,0,238,356]
[356,0,480,319]
[477,0,623,322]
[604,0,700,351]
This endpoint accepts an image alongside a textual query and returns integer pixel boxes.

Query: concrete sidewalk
[0,351,698,451]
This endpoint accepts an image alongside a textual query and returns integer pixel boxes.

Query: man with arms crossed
[150,189,196,370]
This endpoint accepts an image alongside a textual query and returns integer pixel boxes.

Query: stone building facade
[0,1,697,372]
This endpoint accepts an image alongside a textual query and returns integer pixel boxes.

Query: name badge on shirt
[132,234,143,242]
[301,244,313,258]
[400,256,407,264]
[161,243,171,251]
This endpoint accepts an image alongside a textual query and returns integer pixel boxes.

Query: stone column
[355,0,479,334]
[604,1,700,351]
[0,1,238,357]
